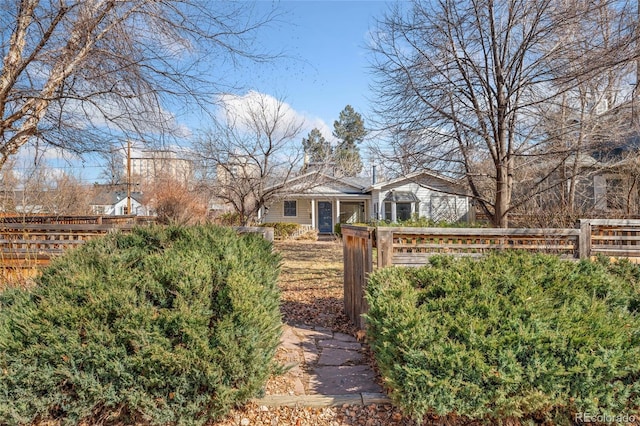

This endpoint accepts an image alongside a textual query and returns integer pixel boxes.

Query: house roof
[272,169,469,198]
[90,190,143,206]
[275,171,368,194]
[384,191,420,202]
[368,170,465,193]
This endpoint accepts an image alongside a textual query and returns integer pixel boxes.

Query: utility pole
[127,140,132,215]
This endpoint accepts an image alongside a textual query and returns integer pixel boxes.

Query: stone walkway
[254,324,389,407]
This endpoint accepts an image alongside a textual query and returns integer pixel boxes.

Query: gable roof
[272,169,470,198]
[368,170,465,193]
[90,190,143,206]
[273,171,368,194]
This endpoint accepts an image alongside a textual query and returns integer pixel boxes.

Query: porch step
[317,233,340,242]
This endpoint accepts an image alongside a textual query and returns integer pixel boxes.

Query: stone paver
[317,348,363,366]
[317,339,362,350]
[311,365,383,394]
[259,323,387,407]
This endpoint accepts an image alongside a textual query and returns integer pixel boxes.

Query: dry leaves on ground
[215,403,416,426]
[275,240,357,336]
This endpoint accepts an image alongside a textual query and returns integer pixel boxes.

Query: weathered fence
[0,219,274,277]
[377,227,581,267]
[342,219,640,328]
[0,214,156,225]
[342,225,375,329]
[580,219,640,260]
[0,222,140,269]
[233,226,275,242]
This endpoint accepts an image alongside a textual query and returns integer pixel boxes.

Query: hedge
[0,225,282,425]
[365,252,640,424]
[260,222,300,239]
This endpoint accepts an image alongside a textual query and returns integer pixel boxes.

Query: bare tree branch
[0,0,279,170]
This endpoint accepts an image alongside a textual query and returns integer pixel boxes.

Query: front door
[318,201,333,233]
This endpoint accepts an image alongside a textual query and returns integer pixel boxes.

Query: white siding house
[261,171,471,233]
[90,190,148,216]
[368,171,471,223]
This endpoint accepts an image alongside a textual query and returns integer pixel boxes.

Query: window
[396,202,412,221]
[383,201,415,222]
[284,200,297,217]
[384,202,392,221]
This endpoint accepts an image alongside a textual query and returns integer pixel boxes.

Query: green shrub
[216,211,242,226]
[260,222,300,239]
[365,252,640,424]
[375,213,481,228]
[0,225,282,425]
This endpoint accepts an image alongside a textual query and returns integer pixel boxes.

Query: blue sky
[17,1,394,183]
[251,1,390,128]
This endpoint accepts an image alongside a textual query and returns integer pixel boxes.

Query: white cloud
[215,90,337,144]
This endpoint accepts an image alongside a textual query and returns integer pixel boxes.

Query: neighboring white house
[370,171,471,223]
[90,190,148,216]
[261,171,471,233]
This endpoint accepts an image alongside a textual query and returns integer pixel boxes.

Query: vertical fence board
[342,225,374,329]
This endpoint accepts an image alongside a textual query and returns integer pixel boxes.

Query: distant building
[89,188,148,216]
[129,149,194,186]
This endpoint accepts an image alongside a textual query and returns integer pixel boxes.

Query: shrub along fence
[0,216,273,275]
[0,225,282,425]
[342,219,640,328]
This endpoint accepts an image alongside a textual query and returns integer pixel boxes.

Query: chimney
[372,165,377,184]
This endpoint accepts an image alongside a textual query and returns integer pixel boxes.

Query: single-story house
[89,190,147,216]
[262,171,471,233]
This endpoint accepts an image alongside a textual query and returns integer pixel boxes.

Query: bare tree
[0,0,278,172]
[195,92,309,225]
[143,173,208,225]
[0,159,92,215]
[97,149,126,186]
[533,1,639,218]
[44,173,93,215]
[370,0,639,227]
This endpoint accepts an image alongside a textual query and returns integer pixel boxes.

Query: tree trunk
[494,164,510,228]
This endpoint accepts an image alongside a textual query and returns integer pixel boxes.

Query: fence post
[578,219,591,260]
[377,227,393,267]
[342,225,374,329]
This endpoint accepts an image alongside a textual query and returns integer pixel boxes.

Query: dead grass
[0,267,39,291]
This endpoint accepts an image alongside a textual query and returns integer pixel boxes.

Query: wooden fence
[0,218,274,278]
[0,214,156,225]
[342,219,640,329]
[0,222,141,270]
[342,225,375,329]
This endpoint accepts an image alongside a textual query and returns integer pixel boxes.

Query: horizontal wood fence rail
[0,215,156,225]
[0,224,138,268]
[233,226,274,242]
[0,222,275,272]
[579,219,640,259]
[377,227,580,267]
[342,219,640,328]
